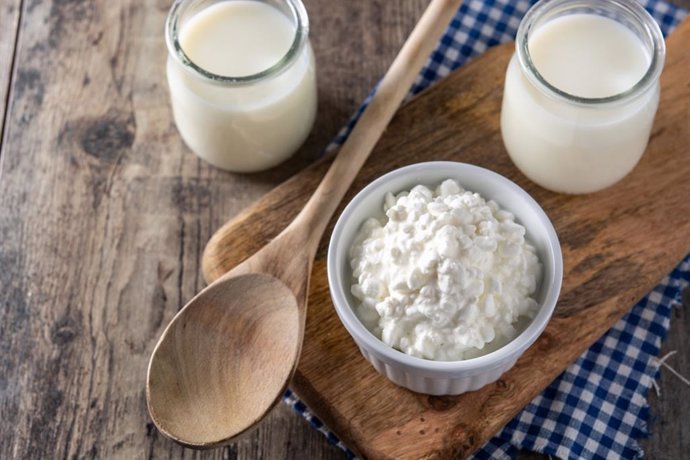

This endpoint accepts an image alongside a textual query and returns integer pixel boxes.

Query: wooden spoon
[146,0,463,448]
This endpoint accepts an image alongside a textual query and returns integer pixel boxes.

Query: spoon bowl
[147,273,300,447]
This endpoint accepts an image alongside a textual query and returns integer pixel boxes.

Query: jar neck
[515,0,665,107]
[165,0,309,87]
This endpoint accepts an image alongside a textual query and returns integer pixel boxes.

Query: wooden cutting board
[201,19,690,459]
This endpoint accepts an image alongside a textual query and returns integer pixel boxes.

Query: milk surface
[180,1,294,78]
[529,14,649,98]
[167,0,317,172]
[501,13,658,194]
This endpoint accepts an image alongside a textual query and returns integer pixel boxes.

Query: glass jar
[500,0,665,194]
[165,0,317,172]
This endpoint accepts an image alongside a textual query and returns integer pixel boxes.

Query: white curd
[166,0,317,172]
[349,180,542,361]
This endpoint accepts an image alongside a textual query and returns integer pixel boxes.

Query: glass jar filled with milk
[501,0,665,194]
[165,0,317,172]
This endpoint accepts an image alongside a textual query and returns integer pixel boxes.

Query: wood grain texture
[0,0,688,459]
[202,18,690,460]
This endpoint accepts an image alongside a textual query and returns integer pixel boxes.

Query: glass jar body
[166,0,317,173]
[501,55,660,194]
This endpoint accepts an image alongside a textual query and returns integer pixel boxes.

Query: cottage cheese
[349,180,542,361]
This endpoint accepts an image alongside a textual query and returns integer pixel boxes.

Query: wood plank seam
[0,0,23,158]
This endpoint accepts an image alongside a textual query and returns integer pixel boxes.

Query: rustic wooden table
[0,0,687,458]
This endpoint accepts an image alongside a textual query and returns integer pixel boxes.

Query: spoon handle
[292,0,464,250]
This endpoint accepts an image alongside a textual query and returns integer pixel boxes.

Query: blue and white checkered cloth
[285,1,690,458]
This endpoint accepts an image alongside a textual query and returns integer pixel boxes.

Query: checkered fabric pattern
[285,1,690,459]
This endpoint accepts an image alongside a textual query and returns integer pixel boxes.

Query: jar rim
[165,0,310,87]
[516,0,666,106]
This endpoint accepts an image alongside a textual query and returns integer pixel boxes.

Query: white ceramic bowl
[327,161,562,395]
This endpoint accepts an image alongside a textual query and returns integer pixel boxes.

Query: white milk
[501,12,660,194]
[166,0,317,172]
